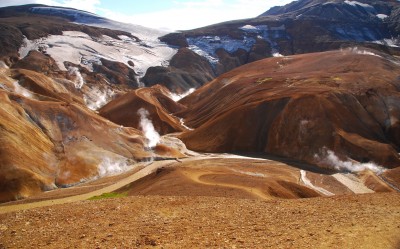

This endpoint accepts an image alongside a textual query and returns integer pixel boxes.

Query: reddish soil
[179,50,400,170]
[0,155,398,248]
[0,193,399,248]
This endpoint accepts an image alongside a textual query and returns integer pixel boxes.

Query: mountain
[1,2,400,247]
[0,4,175,86]
[0,1,399,203]
[0,5,187,202]
[151,0,400,91]
[177,48,400,171]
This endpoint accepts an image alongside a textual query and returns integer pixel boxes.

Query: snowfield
[19,30,177,76]
[187,24,288,65]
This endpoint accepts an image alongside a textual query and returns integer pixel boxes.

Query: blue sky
[0,0,294,30]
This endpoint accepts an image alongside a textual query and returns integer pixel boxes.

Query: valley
[0,0,400,248]
[1,153,399,248]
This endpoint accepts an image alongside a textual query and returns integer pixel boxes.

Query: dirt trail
[183,170,272,200]
[0,154,272,214]
[0,160,176,214]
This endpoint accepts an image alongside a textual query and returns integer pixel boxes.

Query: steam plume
[314,148,385,173]
[137,108,160,148]
[68,67,85,89]
[84,87,115,111]
[98,157,130,177]
[346,47,381,57]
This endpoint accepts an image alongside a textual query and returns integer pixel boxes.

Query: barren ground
[1,193,399,248]
[0,155,399,248]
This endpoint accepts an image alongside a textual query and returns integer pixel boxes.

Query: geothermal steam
[68,67,85,89]
[137,108,160,148]
[98,157,130,177]
[84,87,115,111]
[315,148,385,173]
[345,47,381,57]
[13,81,34,98]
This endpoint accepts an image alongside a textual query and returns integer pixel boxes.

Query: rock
[12,50,60,75]
[143,48,215,92]
[93,58,138,88]
[159,32,188,48]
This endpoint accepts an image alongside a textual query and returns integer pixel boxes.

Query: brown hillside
[0,68,183,202]
[179,49,400,169]
[99,86,188,134]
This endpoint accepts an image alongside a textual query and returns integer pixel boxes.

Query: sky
[0,0,294,30]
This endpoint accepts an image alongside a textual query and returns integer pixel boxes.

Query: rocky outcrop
[159,32,188,48]
[178,49,400,170]
[143,48,215,92]
[12,50,60,75]
[93,58,139,88]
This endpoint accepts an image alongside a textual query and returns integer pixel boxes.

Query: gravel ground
[1,193,399,248]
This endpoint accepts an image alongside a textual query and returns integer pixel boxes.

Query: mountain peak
[259,0,400,21]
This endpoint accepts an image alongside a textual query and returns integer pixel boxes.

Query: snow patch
[344,1,374,10]
[18,31,176,76]
[12,81,34,99]
[376,14,388,20]
[241,24,285,56]
[314,148,385,173]
[187,36,256,65]
[169,88,195,102]
[179,118,194,131]
[188,45,219,65]
[218,154,270,161]
[0,61,9,69]
[300,170,334,196]
[232,169,266,178]
[373,38,400,48]
[189,24,287,65]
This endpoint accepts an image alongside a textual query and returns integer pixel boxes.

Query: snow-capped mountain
[20,5,176,78]
[147,0,400,91]
[2,1,400,94]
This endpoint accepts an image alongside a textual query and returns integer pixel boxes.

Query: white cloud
[0,0,100,13]
[57,0,100,13]
[101,0,294,31]
[0,0,57,7]
[0,0,294,30]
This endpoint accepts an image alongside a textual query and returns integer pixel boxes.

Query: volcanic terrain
[0,0,400,248]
